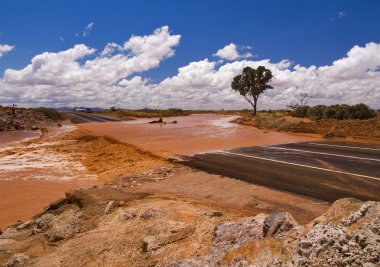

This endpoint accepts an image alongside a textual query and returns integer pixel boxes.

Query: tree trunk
[252,98,258,116]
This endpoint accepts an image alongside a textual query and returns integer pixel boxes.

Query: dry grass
[222,238,289,265]
[233,111,380,138]
[232,111,300,131]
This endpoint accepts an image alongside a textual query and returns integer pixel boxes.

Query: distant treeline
[291,103,377,120]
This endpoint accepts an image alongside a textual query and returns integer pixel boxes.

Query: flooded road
[80,114,321,157]
[0,115,320,227]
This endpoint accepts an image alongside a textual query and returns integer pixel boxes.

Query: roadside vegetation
[97,108,193,119]
[96,108,251,119]
[34,107,62,121]
[290,103,376,120]
[233,109,380,138]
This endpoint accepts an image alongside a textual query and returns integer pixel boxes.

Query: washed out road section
[79,114,321,157]
[183,142,380,202]
[62,111,121,124]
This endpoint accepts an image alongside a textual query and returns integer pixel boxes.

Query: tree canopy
[231,66,273,115]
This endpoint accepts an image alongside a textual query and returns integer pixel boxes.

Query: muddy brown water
[0,115,320,228]
[80,114,321,157]
[0,127,98,228]
[0,131,40,147]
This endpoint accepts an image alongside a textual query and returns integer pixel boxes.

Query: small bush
[292,103,376,120]
[35,107,61,121]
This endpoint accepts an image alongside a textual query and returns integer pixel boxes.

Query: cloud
[0,26,181,106]
[338,11,347,19]
[59,36,65,42]
[0,44,15,58]
[155,42,380,109]
[0,29,379,110]
[83,22,94,37]
[213,43,253,60]
[330,11,347,21]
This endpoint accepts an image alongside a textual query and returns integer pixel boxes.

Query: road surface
[182,141,380,202]
[62,111,121,124]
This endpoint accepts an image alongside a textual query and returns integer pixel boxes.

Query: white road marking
[308,142,380,152]
[222,151,380,181]
[266,146,380,162]
[68,113,95,123]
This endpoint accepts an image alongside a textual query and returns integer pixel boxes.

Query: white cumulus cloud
[0,29,379,110]
[0,44,15,58]
[213,43,253,60]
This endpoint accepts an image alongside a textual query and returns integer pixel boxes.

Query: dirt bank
[132,170,329,224]
[234,112,380,140]
[0,107,60,131]
[79,114,321,157]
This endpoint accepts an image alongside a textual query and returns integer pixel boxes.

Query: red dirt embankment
[233,112,380,140]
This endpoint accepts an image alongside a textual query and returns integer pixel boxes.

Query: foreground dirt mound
[0,183,378,267]
[0,186,242,267]
[166,198,380,267]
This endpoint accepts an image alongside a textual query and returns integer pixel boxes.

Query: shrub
[292,106,310,118]
[291,103,376,120]
[307,105,326,120]
[35,107,61,121]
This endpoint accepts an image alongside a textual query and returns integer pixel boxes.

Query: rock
[140,207,166,220]
[212,214,267,253]
[4,253,29,267]
[205,211,223,217]
[323,132,335,138]
[341,202,371,227]
[44,210,80,242]
[31,126,39,131]
[31,228,42,235]
[16,220,34,231]
[142,225,195,253]
[36,213,55,231]
[123,210,137,220]
[262,212,298,238]
[104,200,115,214]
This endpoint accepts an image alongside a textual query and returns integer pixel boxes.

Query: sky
[0,0,379,109]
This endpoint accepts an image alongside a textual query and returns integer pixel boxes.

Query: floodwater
[80,114,321,157]
[0,130,40,147]
[0,127,97,228]
[0,115,319,227]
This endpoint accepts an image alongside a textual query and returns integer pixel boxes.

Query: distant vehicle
[85,108,92,113]
[75,107,85,112]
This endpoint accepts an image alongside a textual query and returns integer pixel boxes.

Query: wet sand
[80,114,321,157]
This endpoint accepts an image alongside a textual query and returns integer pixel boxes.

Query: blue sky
[0,0,379,108]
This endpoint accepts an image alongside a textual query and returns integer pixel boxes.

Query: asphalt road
[182,142,380,202]
[61,111,121,124]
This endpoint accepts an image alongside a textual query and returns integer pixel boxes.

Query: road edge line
[222,151,380,181]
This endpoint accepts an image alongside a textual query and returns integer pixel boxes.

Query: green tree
[231,66,273,116]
